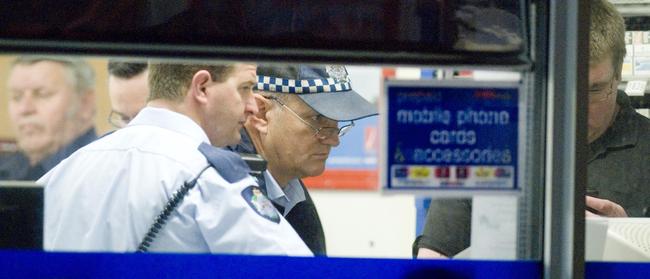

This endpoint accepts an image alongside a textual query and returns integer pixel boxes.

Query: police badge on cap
[325,65,350,83]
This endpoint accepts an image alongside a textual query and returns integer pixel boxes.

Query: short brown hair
[148,62,235,102]
[590,0,626,79]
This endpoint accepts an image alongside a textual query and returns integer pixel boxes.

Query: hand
[417,248,448,259]
[585,196,628,217]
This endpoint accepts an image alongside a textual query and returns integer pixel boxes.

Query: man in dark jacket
[0,56,97,181]
[415,0,650,258]
[231,64,377,255]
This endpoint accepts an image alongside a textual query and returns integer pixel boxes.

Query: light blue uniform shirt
[263,171,306,216]
[40,107,311,256]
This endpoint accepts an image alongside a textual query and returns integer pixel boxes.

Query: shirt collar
[129,107,210,144]
[40,127,97,171]
[589,91,639,160]
[263,170,306,216]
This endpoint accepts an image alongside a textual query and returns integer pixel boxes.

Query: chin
[229,133,242,146]
[303,165,326,177]
[587,128,606,143]
[19,141,47,153]
[211,133,240,147]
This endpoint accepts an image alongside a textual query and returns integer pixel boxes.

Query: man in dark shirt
[415,0,650,258]
[0,56,97,181]
[230,64,377,255]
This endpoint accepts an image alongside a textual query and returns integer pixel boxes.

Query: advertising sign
[383,80,521,193]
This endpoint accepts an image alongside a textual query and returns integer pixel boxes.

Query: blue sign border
[381,80,524,195]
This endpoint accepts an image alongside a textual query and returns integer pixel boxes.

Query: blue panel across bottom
[0,251,541,278]
[586,262,650,279]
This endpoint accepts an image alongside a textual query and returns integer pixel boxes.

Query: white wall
[310,189,416,259]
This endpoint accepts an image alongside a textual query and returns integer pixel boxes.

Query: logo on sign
[495,167,512,178]
[435,167,450,178]
[409,166,431,179]
[395,167,408,178]
[475,167,492,177]
[474,90,512,100]
[456,166,469,179]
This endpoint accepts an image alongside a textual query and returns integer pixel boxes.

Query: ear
[246,94,272,135]
[79,90,96,121]
[188,70,212,105]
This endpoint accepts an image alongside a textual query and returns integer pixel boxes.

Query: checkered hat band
[257,76,351,93]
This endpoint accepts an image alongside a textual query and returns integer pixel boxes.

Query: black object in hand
[586,188,599,197]
[586,206,602,215]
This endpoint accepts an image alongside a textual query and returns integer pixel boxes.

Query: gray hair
[11,56,96,94]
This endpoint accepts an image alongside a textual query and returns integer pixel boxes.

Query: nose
[321,118,341,146]
[321,132,340,147]
[244,92,259,116]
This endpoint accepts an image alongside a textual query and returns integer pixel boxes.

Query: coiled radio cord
[137,165,211,252]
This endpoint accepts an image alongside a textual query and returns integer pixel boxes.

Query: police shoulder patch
[241,186,280,223]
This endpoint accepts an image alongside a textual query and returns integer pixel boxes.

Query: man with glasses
[107,60,149,128]
[583,0,650,218]
[415,0,650,259]
[230,65,377,255]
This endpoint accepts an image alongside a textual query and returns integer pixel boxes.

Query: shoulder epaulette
[197,142,251,183]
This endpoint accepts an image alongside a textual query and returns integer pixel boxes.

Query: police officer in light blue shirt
[40,62,312,256]
[230,65,378,255]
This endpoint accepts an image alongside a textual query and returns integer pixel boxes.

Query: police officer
[230,65,377,255]
[40,62,312,256]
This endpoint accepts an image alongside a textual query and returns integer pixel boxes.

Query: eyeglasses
[589,78,616,103]
[263,96,354,140]
[108,110,132,128]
